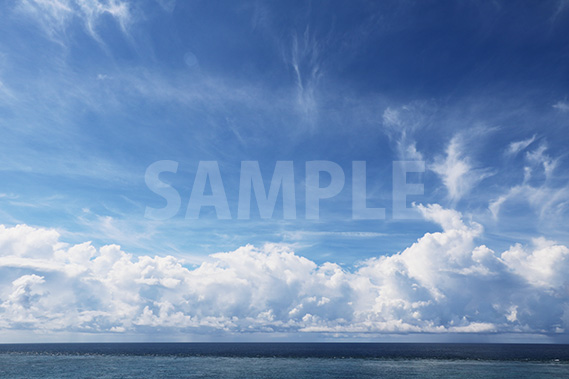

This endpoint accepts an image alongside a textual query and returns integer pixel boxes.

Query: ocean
[0,343,568,378]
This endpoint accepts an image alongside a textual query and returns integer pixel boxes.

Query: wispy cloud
[489,184,569,221]
[77,0,131,41]
[381,102,435,160]
[15,0,73,43]
[553,99,569,112]
[15,0,131,45]
[551,0,569,24]
[289,26,323,125]
[283,230,389,240]
[490,142,568,220]
[431,137,493,203]
[155,0,176,13]
[0,78,16,102]
[506,134,537,156]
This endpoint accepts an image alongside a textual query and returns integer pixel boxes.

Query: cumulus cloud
[1,206,569,337]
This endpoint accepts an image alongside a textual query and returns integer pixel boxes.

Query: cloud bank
[1,204,568,339]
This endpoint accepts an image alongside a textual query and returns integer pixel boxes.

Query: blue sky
[1,0,569,342]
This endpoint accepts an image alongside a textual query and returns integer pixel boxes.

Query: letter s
[144,160,181,220]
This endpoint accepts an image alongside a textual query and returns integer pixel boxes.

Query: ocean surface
[0,343,568,378]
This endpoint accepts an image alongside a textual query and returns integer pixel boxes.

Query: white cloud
[489,183,569,221]
[289,27,323,125]
[553,100,569,112]
[490,142,568,220]
[526,143,558,179]
[283,230,388,240]
[1,204,569,338]
[431,137,492,203]
[16,0,73,41]
[381,103,435,161]
[76,0,131,41]
[0,79,16,102]
[501,237,569,288]
[155,0,176,13]
[506,134,536,156]
[16,0,131,44]
[552,0,569,23]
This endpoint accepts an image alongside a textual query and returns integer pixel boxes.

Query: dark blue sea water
[0,343,568,378]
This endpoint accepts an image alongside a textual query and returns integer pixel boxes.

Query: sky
[1,0,569,343]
